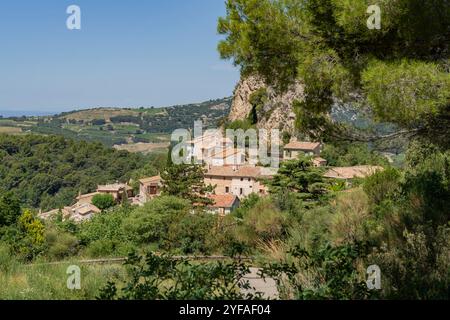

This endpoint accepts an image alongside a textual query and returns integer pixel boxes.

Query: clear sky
[0,0,239,114]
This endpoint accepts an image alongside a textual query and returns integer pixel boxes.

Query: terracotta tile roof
[187,132,232,147]
[208,194,238,208]
[284,141,321,151]
[97,183,132,192]
[313,157,327,164]
[210,147,243,159]
[75,203,101,216]
[76,192,100,201]
[139,175,161,185]
[324,166,384,179]
[205,165,266,178]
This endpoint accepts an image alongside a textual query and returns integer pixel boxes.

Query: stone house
[39,203,101,223]
[139,175,162,203]
[206,194,240,216]
[186,131,233,164]
[323,165,383,187]
[96,183,134,202]
[210,147,246,167]
[283,140,322,160]
[204,165,273,198]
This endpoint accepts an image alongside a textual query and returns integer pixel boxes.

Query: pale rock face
[229,74,305,134]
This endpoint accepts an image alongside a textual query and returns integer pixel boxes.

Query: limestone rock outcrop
[229,75,305,134]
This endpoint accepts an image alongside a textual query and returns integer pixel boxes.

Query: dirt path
[242,268,279,299]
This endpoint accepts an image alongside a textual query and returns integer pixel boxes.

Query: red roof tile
[208,194,238,208]
[284,141,321,151]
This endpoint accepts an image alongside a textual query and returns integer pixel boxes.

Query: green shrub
[92,194,115,210]
[234,198,288,246]
[122,196,191,245]
[44,228,79,260]
[0,192,21,227]
[0,243,18,274]
[78,206,131,246]
[363,168,401,206]
[163,212,216,254]
[85,239,116,258]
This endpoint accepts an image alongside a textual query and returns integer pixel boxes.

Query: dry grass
[330,188,370,245]
[257,239,287,262]
[113,142,169,154]
[0,127,22,134]
[62,108,141,121]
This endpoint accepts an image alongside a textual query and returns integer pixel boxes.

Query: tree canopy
[218,0,450,146]
[0,134,151,210]
[161,164,214,206]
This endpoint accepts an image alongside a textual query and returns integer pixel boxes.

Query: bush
[363,168,401,206]
[91,119,106,126]
[329,188,371,245]
[163,212,216,254]
[98,251,260,300]
[44,228,79,260]
[122,196,191,245]
[234,198,288,247]
[17,210,45,260]
[92,194,115,210]
[0,192,21,227]
[85,239,117,258]
[0,243,18,274]
[78,206,131,246]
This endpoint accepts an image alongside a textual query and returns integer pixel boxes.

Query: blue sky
[0,0,239,114]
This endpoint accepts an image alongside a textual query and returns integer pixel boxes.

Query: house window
[225,187,230,193]
[148,185,158,195]
[240,178,244,181]
[240,188,243,195]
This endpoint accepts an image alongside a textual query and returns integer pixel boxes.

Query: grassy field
[61,108,141,122]
[0,260,126,300]
[0,126,22,134]
[113,142,169,154]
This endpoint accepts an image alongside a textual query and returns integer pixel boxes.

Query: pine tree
[218,0,450,147]
[161,164,213,206]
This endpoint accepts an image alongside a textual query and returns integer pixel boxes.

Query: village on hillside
[40,132,383,222]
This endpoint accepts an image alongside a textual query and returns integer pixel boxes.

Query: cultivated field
[61,108,141,122]
[113,142,169,154]
[0,127,22,134]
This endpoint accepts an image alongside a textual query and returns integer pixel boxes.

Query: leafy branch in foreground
[97,250,263,300]
[261,243,376,300]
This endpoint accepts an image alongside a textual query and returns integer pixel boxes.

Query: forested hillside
[0,98,231,147]
[0,134,163,211]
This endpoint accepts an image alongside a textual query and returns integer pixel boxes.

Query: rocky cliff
[229,75,304,134]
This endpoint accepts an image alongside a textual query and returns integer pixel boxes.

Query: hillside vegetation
[0,134,164,211]
[0,98,231,147]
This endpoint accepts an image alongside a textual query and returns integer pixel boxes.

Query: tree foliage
[267,157,328,200]
[0,134,149,210]
[161,164,214,206]
[98,251,262,300]
[0,192,21,227]
[218,0,450,145]
[92,194,115,211]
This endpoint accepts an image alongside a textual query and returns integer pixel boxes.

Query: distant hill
[0,98,232,147]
